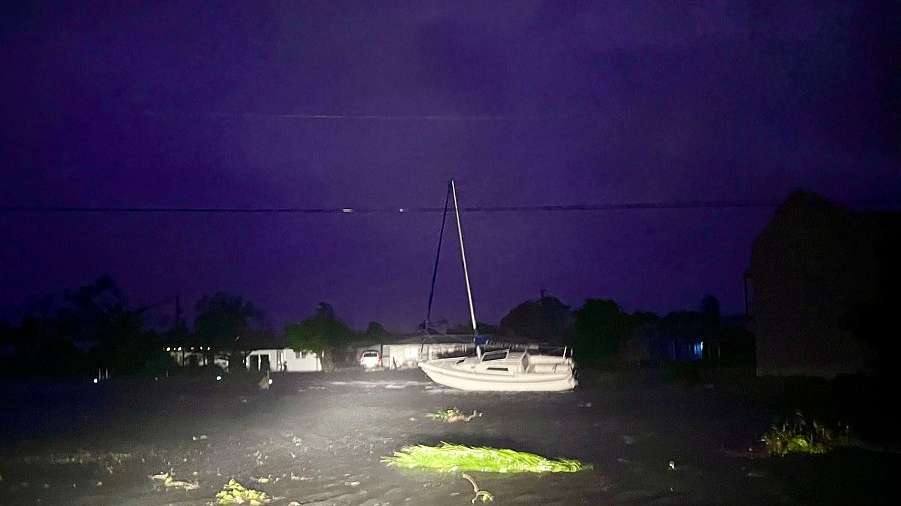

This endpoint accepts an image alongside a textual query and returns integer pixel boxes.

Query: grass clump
[762,410,850,456]
[215,479,271,505]
[381,442,591,473]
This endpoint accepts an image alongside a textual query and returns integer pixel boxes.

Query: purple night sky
[1,1,899,332]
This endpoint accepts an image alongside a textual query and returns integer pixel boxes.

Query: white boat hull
[418,352,577,392]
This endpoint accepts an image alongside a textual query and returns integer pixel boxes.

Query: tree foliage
[699,295,721,322]
[194,292,265,349]
[1,274,175,378]
[570,298,633,365]
[57,274,131,344]
[499,295,569,343]
[365,321,388,337]
[285,302,356,371]
[193,292,265,373]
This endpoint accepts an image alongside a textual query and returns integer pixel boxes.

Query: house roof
[163,329,284,350]
[745,190,900,280]
[356,332,475,346]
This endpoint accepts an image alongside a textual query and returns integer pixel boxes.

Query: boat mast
[450,179,478,336]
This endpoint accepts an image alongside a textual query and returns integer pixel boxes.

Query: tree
[194,292,265,369]
[0,318,10,344]
[570,299,633,366]
[58,273,130,344]
[699,295,721,323]
[444,321,504,336]
[364,321,388,337]
[60,274,169,375]
[285,302,356,372]
[7,275,173,377]
[499,295,570,343]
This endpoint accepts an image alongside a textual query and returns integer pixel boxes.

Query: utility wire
[1,198,896,215]
[0,200,784,215]
[142,110,541,122]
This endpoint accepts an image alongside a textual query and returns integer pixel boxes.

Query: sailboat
[417,180,578,392]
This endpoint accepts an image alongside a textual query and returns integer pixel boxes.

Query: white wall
[382,344,424,369]
[246,348,321,372]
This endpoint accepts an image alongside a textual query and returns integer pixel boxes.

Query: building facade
[745,191,897,377]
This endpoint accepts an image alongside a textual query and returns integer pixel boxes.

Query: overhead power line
[0,200,785,215]
[2,198,896,215]
[142,110,541,122]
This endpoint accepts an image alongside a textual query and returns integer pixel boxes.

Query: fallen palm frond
[426,408,482,423]
[381,442,591,473]
[215,478,271,505]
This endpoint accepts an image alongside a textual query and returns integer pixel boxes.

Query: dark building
[744,190,900,378]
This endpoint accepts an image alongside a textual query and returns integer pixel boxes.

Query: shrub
[762,410,850,456]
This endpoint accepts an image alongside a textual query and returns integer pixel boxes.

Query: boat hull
[418,358,577,392]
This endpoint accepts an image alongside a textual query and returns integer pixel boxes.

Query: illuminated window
[693,342,704,359]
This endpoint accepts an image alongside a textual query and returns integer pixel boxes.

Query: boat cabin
[473,349,526,374]
[457,349,571,375]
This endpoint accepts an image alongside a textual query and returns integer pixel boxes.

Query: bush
[762,410,851,456]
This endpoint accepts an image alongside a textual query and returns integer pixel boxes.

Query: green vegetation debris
[381,442,591,473]
[762,410,851,456]
[426,408,482,423]
[215,478,271,505]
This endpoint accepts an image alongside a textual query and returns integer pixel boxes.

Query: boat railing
[480,340,570,356]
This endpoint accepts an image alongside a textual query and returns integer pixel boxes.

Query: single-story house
[354,333,483,369]
[245,348,322,373]
[165,330,321,373]
[355,333,567,369]
[235,330,323,373]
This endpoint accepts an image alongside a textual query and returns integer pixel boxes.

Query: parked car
[359,350,381,369]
